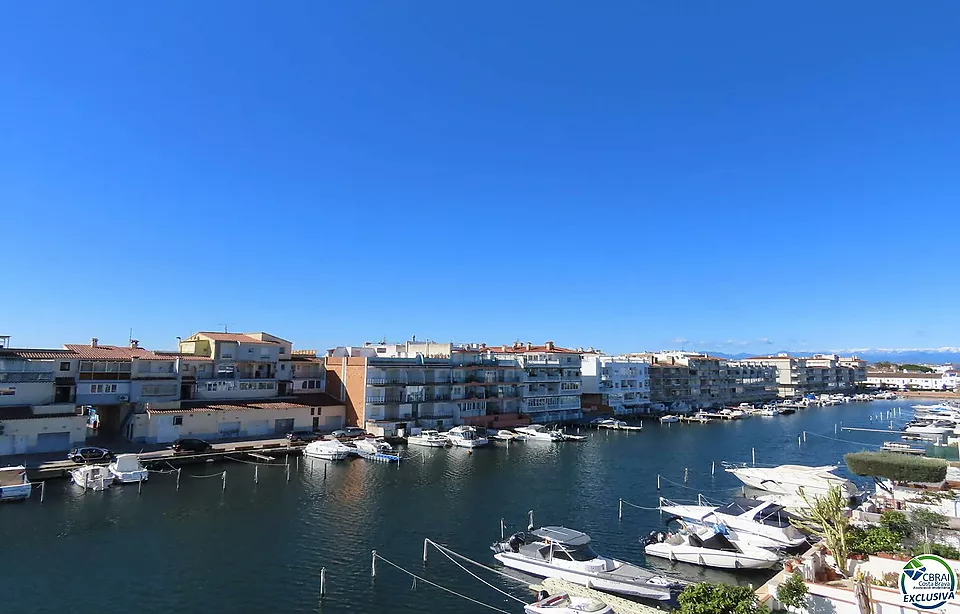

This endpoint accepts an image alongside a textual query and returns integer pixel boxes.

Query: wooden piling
[371,550,377,578]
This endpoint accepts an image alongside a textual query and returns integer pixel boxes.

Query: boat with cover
[108,454,149,483]
[525,591,613,614]
[71,465,112,490]
[491,525,684,602]
[516,424,565,442]
[659,415,679,423]
[407,429,450,447]
[643,523,781,570]
[658,497,807,549]
[445,425,489,448]
[724,463,858,499]
[354,437,401,461]
[303,439,352,461]
[0,466,31,501]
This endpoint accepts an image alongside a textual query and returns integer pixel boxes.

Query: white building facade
[866,371,959,391]
[581,354,650,415]
[489,342,582,423]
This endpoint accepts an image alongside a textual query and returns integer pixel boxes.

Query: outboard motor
[644,530,667,546]
[508,532,526,553]
[536,589,550,602]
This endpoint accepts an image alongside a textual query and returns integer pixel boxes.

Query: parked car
[285,430,321,443]
[68,447,113,464]
[171,438,213,453]
[331,427,366,439]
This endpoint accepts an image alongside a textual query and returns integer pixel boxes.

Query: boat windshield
[553,544,599,561]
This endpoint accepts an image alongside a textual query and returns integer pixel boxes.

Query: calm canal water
[0,400,925,613]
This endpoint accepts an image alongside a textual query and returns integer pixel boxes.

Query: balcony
[525,358,561,366]
[0,371,54,383]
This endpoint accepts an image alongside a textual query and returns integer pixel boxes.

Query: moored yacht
[445,425,489,448]
[724,463,858,499]
[525,591,613,614]
[0,466,32,502]
[108,454,149,484]
[492,525,684,602]
[303,439,352,461]
[659,415,680,423]
[406,429,450,447]
[643,524,781,570]
[515,424,564,442]
[71,465,113,491]
[658,497,807,549]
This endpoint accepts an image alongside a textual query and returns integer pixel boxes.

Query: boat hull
[407,438,447,448]
[494,553,674,601]
[448,438,488,448]
[643,543,778,569]
[110,469,149,484]
[0,483,32,501]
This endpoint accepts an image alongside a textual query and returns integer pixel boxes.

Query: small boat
[0,466,32,502]
[445,425,489,448]
[659,415,680,423]
[71,465,113,491]
[492,524,684,602]
[560,433,587,442]
[778,407,797,415]
[516,424,565,442]
[880,442,927,455]
[756,407,778,417]
[407,429,450,447]
[303,439,352,461]
[643,524,780,570]
[108,454,149,484]
[490,429,529,442]
[659,497,807,549]
[723,463,858,499]
[525,591,613,614]
[354,437,402,462]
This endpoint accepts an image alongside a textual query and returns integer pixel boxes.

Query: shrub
[678,582,767,614]
[776,572,808,610]
[848,526,904,555]
[845,451,948,483]
[910,508,949,535]
[912,542,960,560]
[879,510,911,537]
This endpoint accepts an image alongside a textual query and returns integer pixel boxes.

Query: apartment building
[488,341,582,423]
[177,332,285,401]
[580,354,650,415]
[643,352,777,408]
[0,337,85,455]
[741,353,867,398]
[866,370,959,391]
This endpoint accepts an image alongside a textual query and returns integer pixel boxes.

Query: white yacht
[303,439,352,461]
[354,437,401,461]
[515,424,564,442]
[489,429,529,442]
[643,524,781,570]
[724,463,858,499]
[406,429,450,447]
[108,454,149,484]
[445,425,488,448]
[491,526,684,602]
[525,592,613,614]
[0,466,32,502]
[659,415,680,423]
[904,420,955,437]
[71,465,113,491]
[658,497,807,549]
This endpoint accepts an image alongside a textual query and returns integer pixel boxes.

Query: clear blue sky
[2,2,958,355]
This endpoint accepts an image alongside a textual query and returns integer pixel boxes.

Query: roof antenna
[129,328,133,344]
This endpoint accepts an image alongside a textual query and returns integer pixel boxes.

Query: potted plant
[777,572,809,613]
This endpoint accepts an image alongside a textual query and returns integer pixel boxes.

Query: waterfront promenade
[0,401,923,613]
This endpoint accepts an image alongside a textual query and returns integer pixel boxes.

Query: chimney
[525,341,533,351]
[130,339,140,349]
[91,337,98,348]
[545,340,555,351]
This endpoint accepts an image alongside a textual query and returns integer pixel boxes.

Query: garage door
[35,432,72,454]
[244,420,270,437]
[274,418,294,434]
[0,436,13,456]
[323,416,343,430]
[218,421,241,438]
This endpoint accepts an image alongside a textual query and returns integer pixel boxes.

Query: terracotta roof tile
[190,332,279,344]
[64,344,169,360]
[489,344,580,354]
[0,348,78,360]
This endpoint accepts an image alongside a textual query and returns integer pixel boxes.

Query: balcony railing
[0,371,54,383]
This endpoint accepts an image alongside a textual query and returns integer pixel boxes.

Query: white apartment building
[580,354,650,415]
[866,371,959,391]
[488,341,582,423]
[742,353,867,398]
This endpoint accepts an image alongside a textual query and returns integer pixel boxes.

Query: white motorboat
[904,420,955,437]
[71,465,113,491]
[108,454,149,484]
[516,424,564,442]
[354,437,401,462]
[491,525,684,602]
[525,591,613,614]
[445,425,489,448]
[0,466,32,502]
[659,415,679,423]
[724,463,858,499]
[407,429,450,447]
[303,439,352,461]
[489,429,529,442]
[692,412,714,422]
[658,497,807,549]
[643,524,780,570]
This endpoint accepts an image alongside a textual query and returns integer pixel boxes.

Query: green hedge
[845,451,947,483]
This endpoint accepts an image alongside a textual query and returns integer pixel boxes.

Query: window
[301,381,308,389]
[376,347,387,354]
[279,347,285,355]
[280,363,286,370]
[310,408,315,416]
[0,387,15,396]
[307,380,316,389]
[59,361,71,371]
[173,416,183,426]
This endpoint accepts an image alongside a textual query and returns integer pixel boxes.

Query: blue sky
[1,1,957,355]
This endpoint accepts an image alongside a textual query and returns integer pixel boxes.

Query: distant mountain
[704,348,960,365]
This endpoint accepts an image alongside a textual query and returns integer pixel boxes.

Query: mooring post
[711,461,715,476]
[371,550,377,578]
[138,476,143,495]
[684,467,689,483]
[657,474,661,490]
[296,455,300,471]
[618,498,623,521]
[835,423,838,434]
[40,481,45,503]
[803,431,807,443]
[222,471,226,491]
[423,538,429,564]
[752,447,756,466]
[286,464,290,483]
[324,464,328,479]
[320,567,326,598]
[254,465,259,484]
[501,518,506,540]
[798,435,802,448]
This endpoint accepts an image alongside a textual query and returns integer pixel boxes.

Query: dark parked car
[68,447,113,463]
[285,431,321,443]
[331,427,366,439]
[171,438,213,453]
